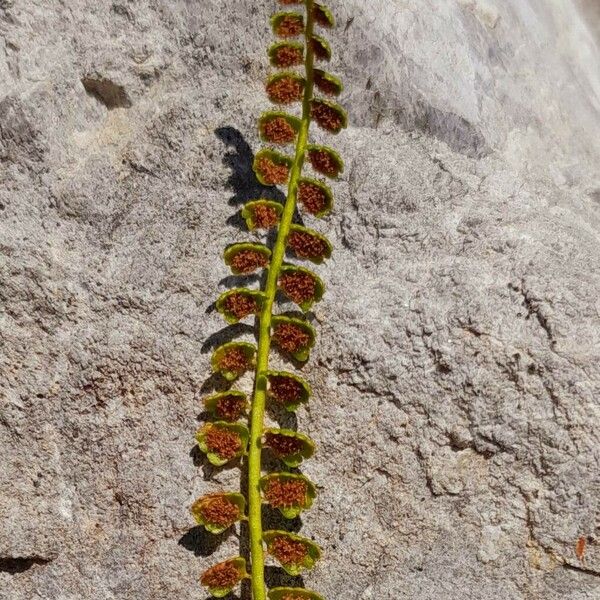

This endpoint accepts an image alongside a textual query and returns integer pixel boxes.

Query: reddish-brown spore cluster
[308,148,339,177]
[224,293,258,320]
[273,45,304,68]
[218,347,251,375]
[263,117,297,144]
[214,394,246,422]
[275,15,304,37]
[281,596,306,600]
[251,203,280,229]
[204,425,243,461]
[199,495,241,527]
[314,72,339,96]
[269,535,308,565]
[265,432,304,457]
[267,76,304,104]
[200,560,242,588]
[229,249,269,274]
[298,181,328,215]
[288,230,329,260]
[268,374,304,405]
[265,478,307,508]
[279,0,302,4]
[311,101,343,132]
[279,270,316,305]
[273,322,311,354]
[257,157,290,185]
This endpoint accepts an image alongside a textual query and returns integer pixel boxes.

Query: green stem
[247,2,315,599]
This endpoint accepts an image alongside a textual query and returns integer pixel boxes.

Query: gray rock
[1,0,599,599]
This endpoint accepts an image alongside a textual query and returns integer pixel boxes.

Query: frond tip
[191,492,246,534]
[200,557,248,598]
[196,421,249,466]
[260,472,317,519]
[264,530,322,575]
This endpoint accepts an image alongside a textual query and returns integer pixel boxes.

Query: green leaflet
[260,472,317,519]
[242,199,284,231]
[196,421,250,466]
[307,143,344,178]
[263,530,322,575]
[266,370,312,412]
[200,557,248,598]
[313,69,343,96]
[216,288,266,324]
[191,492,246,534]
[204,390,248,422]
[210,341,256,381]
[264,428,315,467]
[271,315,317,362]
[278,264,325,311]
[287,224,333,263]
[268,588,325,600]
[253,148,293,186]
[223,242,271,275]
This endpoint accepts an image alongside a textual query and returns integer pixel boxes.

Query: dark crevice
[563,563,600,578]
[0,556,52,574]
[81,76,131,109]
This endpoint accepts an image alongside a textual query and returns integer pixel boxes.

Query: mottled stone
[1,1,599,599]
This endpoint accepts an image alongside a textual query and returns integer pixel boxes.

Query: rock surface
[1,1,599,599]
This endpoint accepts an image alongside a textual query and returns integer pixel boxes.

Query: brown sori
[269,374,304,405]
[308,148,339,177]
[312,100,344,132]
[218,347,252,375]
[199,495,241,527]
[204,425,243,461]
[265,478,307,508]
[279,271,316,305]
[230,249,269,274]
[267,76,304,104]
[200,560,243,588]
[269,536,308,565]
[275,14,304,37]
[313,4,333,27]
[263,116,297,145]
[288,229,329,259]
[214,394,247,422]
[224,293,259,320]
[298,180,328,215]
[251,203,280,229]
[273,44,304,67]
[314,71,339,96]
[273,322,310,354]
[256,157,290,185]
[265,431,304,458]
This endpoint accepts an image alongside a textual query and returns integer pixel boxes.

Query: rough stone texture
[1,1,599,599]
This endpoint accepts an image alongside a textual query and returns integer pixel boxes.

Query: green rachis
[192,1,346,599]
